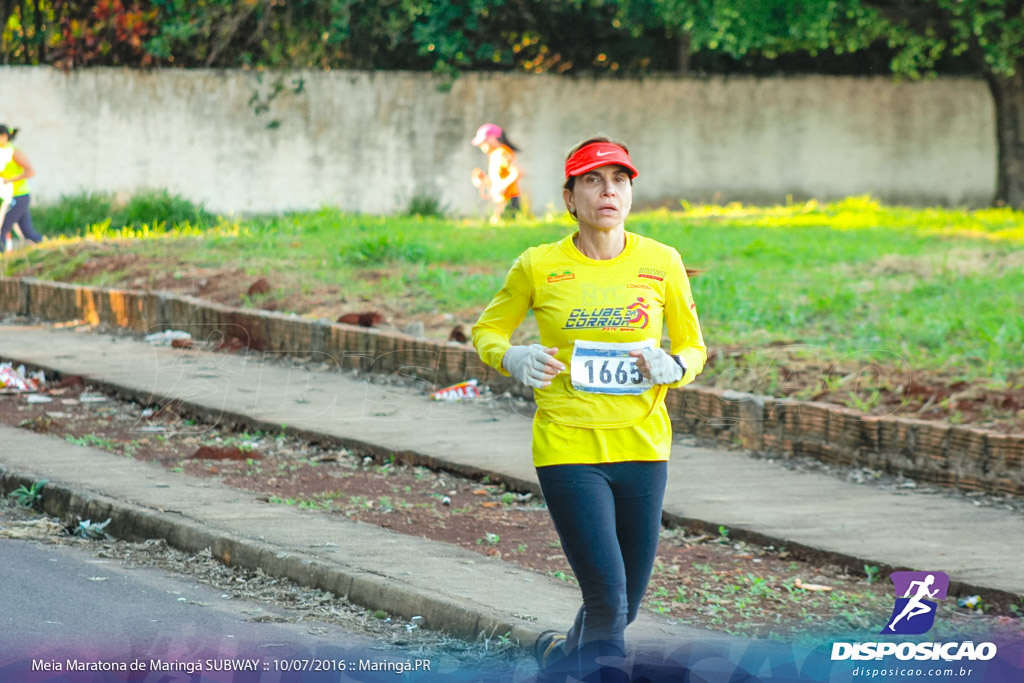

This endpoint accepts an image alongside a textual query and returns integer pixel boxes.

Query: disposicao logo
[882,571,948,635]
[831,570,997,663]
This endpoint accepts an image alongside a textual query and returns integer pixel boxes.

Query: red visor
[564,142,638,180]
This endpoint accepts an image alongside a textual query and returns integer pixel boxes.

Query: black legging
[536,460,668,680]
[1,194,42,251]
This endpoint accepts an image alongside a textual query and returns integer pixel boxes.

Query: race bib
[570,340,654,395]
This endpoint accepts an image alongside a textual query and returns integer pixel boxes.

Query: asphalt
[1,322,1022,656]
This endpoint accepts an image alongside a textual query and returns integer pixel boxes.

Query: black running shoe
[534,630,567,669]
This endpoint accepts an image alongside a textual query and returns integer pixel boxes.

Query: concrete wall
[0,67,997,214]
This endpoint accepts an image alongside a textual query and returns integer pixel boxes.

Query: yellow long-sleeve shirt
[473,231,706,466]
[0,144,29,196]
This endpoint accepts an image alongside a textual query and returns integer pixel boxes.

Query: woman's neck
[574,227,626,260]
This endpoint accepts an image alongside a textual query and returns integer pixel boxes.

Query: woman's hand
[629,348,685,385]
[502,344,564,388]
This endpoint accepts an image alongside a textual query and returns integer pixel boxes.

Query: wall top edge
[0,64,987,86]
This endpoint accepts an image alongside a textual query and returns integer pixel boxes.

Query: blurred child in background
[471,123,522,224]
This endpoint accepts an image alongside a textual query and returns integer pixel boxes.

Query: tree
[643,0,1024,206]
[405,0,678,79]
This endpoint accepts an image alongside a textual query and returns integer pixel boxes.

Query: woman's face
[476,135,498,153]
[563,164,633,232]
[0,132,8,146]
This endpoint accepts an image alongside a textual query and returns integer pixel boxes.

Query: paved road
[0,534,533,681]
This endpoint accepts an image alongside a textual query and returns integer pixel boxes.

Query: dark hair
[562,135,631,192]
[0,125,18,141]
[496,131,519,153]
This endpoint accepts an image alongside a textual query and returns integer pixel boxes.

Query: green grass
[33,189,214,236]
[8,194,1024,384]
[33,192,114,233]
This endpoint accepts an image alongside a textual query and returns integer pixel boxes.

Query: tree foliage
[0,0,1016,81]
[0,0,1018,80]
[649,0,1024,80]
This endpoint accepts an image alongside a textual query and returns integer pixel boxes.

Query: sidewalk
[1,322,1022,620]
[0,424,720,655]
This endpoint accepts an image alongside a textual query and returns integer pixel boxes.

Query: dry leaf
[0,519,64,539]
[795,578,833,592]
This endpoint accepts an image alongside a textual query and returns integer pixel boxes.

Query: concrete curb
[0,466,545,651]
[0,354,941,579]
[7,355,546,501]
[2,276,1022,497]
[5,347,1024,612]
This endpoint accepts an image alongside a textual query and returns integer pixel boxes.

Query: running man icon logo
[881,571,949,635]
[625,297,650,329]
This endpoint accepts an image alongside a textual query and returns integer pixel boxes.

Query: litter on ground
[430,379,480,401]
[145,330,193,346]
[0,362,44,393]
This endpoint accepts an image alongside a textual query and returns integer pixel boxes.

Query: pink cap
[472,123,502,146]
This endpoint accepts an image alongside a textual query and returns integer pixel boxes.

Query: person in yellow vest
[470,123,522,224]
[472,136,706,680]
[0,124,41,253]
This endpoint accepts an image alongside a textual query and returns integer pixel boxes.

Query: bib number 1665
[570,340,653,395]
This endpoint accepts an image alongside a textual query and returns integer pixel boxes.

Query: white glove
[502,344,563,388]
[638,348,685,385]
